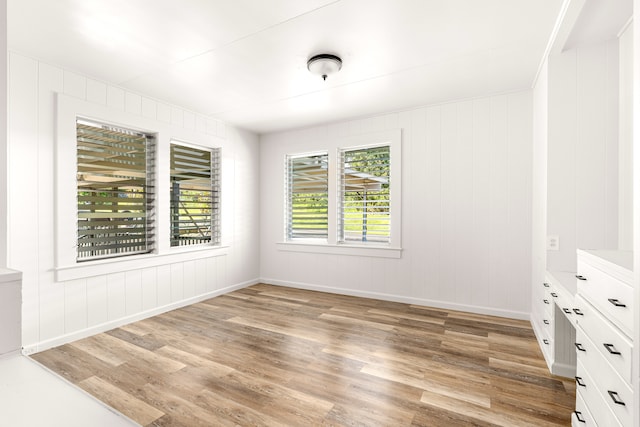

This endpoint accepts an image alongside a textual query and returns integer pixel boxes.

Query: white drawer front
[576,328,633,426]
[575,360,623,427]
[576,262,634,337]
[575,296,633,384]
[573,390,596,426]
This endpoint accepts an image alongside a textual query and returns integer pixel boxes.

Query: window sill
[277,242,402,259]
[56,245,229,282]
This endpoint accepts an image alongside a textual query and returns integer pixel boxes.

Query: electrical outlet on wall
[547,235,560,251]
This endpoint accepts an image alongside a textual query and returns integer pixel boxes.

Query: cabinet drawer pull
[575,376,586,387]
[543,319,550,325]
[575,275,587,281]
[603,343,621,355]
[574,411,586,423]
[575,343,586,352]
[573,308,584,315]
[607,298,626,307]
[562,308,571,314]
[543,339,549,345]
[551,292,558,297]
[543,299,550,304]
[543,282,550,288]
[607,390,625,406]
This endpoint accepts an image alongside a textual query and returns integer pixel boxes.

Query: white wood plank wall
[260,92,533,319]
[7,52,260,353]
[547,40,620,272]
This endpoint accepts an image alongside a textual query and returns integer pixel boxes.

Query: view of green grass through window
[339,145,390,243]
[170,143,220,247]
[286,153,329,239]
[76,119,155,261]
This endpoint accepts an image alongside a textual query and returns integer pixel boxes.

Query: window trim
[169,139,221,248]
[278,129,402,257]
[55,93,229,280]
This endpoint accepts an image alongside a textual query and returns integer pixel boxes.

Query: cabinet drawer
[573,391,596,426]
[575,360,622,427]
[576,262,634,337]
[575,296,633,384]
[575,329,633,426]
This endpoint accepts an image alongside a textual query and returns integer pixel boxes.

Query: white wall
[531,58,549,308]
[260,92,533,319]
[7,52,260,353]
[620,22,634,251]
[0,1,7,268]
[547,40,620,272]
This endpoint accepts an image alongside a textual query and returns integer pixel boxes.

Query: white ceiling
[6,0,618,134]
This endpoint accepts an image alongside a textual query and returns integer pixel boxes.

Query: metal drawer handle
[551,292,558,297]
[573,308,584,316]
[574,411,585,423]
[575,343,586,352]
[543,319,550,325]
[562,308,571,314]
[543,282,550,288]
[543,339,549,345]
[543,299,550,304]
[604,343,621,355]
[608,298,626,308]
[575,376,586,387]
[608,390,625,406]
[575,275,587,281]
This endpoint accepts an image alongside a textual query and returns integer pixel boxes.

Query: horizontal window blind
[76,119,155,261]
[286,153,329,240]
[338,145,390,244]
[170,143,220,247]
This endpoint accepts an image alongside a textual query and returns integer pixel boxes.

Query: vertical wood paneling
[259,91,534,319]
[106,86,125,110]
[87,276,108,327]
[125,270,143,316]
[9,53,260,351]
[125,92,142,115]
[107,273,126,321]
[439,103,459,304]
[183,260,196,299]
[64,278,87,333]
[63,70,86,99]
[86,79,107,105]
[9,53,40,344]
[156,265,171,306]
[424,106,442,301]
[489,96,509,310]
[471,98,491,308]
[141,267,158,311]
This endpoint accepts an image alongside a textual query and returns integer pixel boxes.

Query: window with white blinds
[76,118,155,261]
[338,144,390,244]
[286,153,329,240]
[170,143,220,247]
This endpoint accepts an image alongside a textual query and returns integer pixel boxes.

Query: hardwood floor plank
[32,284,575,426]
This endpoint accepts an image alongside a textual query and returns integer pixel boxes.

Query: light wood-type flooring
[32,284,575,426]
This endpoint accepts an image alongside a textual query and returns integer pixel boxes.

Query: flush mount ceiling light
[307,54,342,81]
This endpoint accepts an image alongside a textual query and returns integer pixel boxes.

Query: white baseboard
[23,278,259,355]
[261,278,530,320]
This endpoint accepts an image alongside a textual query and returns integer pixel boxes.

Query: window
[338,145,390,244]
[170,142,220,247]
[76,118,155,261]
[286,152,329,240]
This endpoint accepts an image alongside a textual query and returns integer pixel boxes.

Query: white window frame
[278,129,402,258]
[285,151,329,242]
[169,140,221,248]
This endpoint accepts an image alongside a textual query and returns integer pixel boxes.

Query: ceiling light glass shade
[307,54,342,80]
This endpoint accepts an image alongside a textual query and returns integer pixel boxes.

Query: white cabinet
[531,270,577,377]
[0,268,22,356]
[574,250,634,427]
